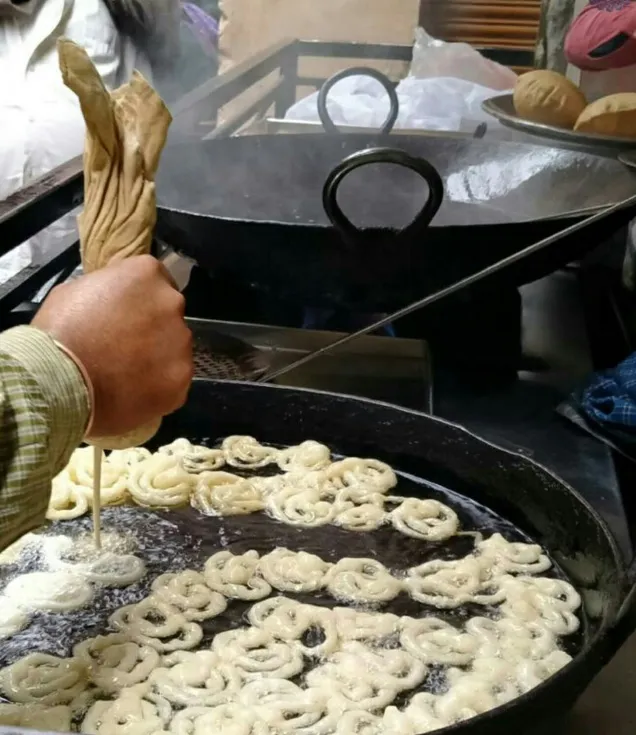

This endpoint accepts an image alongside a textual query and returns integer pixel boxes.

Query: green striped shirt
[0,326,89,549]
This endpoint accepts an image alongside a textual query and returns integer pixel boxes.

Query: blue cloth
[558,352,636,462]
[580,352,636,432]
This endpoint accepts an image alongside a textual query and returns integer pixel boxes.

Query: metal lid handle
[317,67,400,135]
[322,147,444,246]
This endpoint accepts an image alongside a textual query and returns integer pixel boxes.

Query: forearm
[565,3,636,71]
[0,326,89,549]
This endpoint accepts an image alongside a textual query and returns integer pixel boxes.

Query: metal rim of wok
[144,378,636,735]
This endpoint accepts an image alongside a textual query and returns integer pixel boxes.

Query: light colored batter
[192,473,265,516]
[46,435,457,543]
[0,532,146,639]
[92,447,102,549]
[258,548,331,593]
[0,434,584,734]
[0,538,580,734]
[203,550,271,601]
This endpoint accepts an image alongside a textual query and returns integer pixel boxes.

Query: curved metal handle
[322,147,444,246]
[317,67,400,135]
[618,151,636,170]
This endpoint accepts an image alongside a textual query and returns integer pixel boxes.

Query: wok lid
[157,134,636,229]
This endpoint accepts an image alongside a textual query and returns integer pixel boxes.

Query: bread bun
[574,93,636,138]
[513,70,586,129]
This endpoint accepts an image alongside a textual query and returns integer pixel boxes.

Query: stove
[182,264,525,376]
[190,317,433,412]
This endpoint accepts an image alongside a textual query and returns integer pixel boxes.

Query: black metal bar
[296,40,533,70]
[171,39,295,118]
[296,40,413,62]
[0,237,79,317]
[204,78,285,139]
[276,41,300,118]
[298,75,399,93]
[0,156,83,259]
[296,76,328,90]
[476,47,534,67]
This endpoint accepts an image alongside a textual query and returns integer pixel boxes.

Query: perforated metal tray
[188,318,433,413]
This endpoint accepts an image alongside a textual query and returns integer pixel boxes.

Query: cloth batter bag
[57,38,172,448]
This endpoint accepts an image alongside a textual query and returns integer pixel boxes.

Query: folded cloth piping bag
[57,38,172,448]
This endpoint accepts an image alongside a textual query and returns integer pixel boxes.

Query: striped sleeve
[0,327,89,549]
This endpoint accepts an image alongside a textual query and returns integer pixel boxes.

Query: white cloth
[0,0,151,286]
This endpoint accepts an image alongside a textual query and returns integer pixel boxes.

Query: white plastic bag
[409,27,517,91]
[285,74,396,129]
[284,74,512,134]
[396,76,510,129]
[283,25,516,135]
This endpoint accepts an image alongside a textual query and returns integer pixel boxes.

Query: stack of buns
[512,69,636,138]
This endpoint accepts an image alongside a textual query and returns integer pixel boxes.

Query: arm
[0,256,191,552]
[565,1,636,71]
[0,327,89,549]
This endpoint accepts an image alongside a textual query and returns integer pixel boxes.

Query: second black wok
[156,134,636,311]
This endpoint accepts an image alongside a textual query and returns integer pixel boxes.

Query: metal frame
[0,157,83,318]
[0,38,532,318]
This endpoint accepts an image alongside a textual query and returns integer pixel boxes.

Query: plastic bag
[396,76,510,129]
[409,27,517,91]
[284,74,512,134]
[284,25,516,134]
[285,74,397,130]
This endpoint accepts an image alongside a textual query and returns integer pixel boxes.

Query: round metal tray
[483,94,636,152]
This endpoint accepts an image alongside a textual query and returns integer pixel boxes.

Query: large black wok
[156,133,636,311]
[0,379,632,735]
[148,379,636,735]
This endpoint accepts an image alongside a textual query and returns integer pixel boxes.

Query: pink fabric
[565,1,636,70]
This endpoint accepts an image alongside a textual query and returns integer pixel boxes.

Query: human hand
[33,255,193,438]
